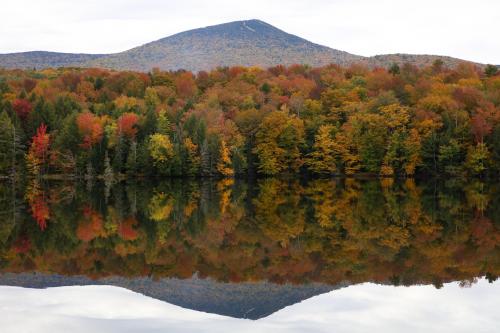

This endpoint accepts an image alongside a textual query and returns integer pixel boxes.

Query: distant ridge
[0,19,481,71]
[0,51,103,69]
[364,53,479,69]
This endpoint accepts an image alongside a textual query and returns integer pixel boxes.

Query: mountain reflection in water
[0,178,499,318]
[1,279,499,333]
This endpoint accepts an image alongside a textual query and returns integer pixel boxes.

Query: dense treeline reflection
[0,178,499,287]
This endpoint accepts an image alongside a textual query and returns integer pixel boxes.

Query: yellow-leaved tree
[217,140,234,177]
[253,109,304,175]
[148,133,173,174]
[306,124,338,174]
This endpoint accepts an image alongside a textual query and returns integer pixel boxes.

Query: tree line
[0,61,499,178]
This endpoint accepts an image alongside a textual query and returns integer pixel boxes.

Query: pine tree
[140,107,157,140]
[103,151,114,183]
[157,110,172,136]
[200,139,211,176]
[112,135,125,174]
[85,161,94,180]
[136,140,152,176]
[0,112,16,175]
[484,64,498,77]
[126,141,138,175]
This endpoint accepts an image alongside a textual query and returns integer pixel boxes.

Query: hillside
[365,53,478,68]
[82,19,363,71]
[0,20,480,71]
[0,51,103,69]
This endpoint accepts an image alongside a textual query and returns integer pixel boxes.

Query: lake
[0,178,499,332]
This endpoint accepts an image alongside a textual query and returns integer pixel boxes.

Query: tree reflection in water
[0,178,499,287]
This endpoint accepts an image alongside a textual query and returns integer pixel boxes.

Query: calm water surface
[0,178,499,331]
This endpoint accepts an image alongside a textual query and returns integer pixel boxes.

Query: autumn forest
[1,59,500,319]
[0,61,499,179]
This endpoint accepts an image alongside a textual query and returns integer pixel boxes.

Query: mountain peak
[164,18,297,42]
[201,19,275,31]
[93,19,361,71]
[0,19,477,71]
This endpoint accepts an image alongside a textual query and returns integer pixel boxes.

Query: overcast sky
[1,0,499,64]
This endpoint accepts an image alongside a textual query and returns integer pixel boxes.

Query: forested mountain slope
[0,20,479,71]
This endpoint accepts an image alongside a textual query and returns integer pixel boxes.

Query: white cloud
[0,279,499,333]
[0,0,498,63]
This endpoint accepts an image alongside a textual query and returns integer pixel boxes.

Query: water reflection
[0,178,498,288]
[2,279,499,333]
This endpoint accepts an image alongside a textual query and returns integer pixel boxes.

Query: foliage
[0,179,499,288]
[0,112,16,174]
[254,110,305,175]
[0,61,498,178]
[306,124,338,174]
[148,133,174,173]
[26,124,50,176]
[217,140,233,177]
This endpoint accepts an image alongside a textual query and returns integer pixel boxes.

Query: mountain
[365,53,477,68]
[0,19,479,71]
[0,51,103,69]
[0,273,339,320]
[84,19,364,71]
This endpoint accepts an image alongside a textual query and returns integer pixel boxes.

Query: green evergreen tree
[103,151,114,182]
[112,136,126,174]
[484,64,498,77]
[389,62,400,76]
[0,112,16,175]
[157,110,172,136]
[126,141,138,175]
